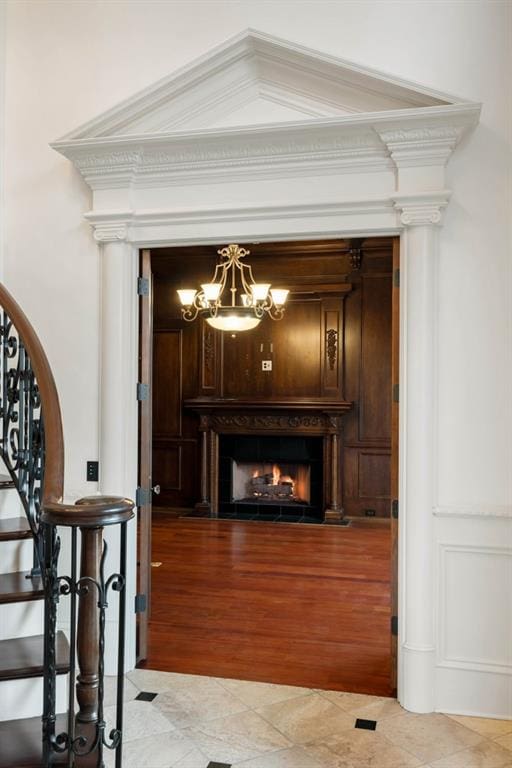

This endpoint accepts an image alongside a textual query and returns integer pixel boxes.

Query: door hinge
[137,277,149,296]
[392,499,399,519]
[393,268,400,288]
[391,615,398,636]
[393,383,399,403]
[134,593,147,614]
[136,486,151,507]
[137,382,149,401]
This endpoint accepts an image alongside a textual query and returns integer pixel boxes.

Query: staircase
[0,284,134,767]
[0,473,69,767]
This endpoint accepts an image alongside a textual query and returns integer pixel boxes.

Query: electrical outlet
[86,461,99,482]
[262,360,272,371]
[364,508,376,517]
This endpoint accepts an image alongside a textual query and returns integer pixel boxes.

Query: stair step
[0,517,31,541]
[0,474,15,490]
[0,572,43,604]
[0,631,69,681]
[0,714,68,768]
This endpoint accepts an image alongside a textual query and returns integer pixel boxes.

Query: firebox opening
[232,461,311,505]
[218,435,323,520]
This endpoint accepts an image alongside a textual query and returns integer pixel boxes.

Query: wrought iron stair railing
[0,283,134,768]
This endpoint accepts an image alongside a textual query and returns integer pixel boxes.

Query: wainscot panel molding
[434,505,512,518]
[437,543,512,674]
[51,28,483,716]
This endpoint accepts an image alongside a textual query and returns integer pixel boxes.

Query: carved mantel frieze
[185,398,351,433]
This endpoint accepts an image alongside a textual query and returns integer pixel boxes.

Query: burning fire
[251,464,295,489]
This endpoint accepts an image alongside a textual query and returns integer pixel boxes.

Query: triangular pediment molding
[54,28,474,140]
[51,29,480,192]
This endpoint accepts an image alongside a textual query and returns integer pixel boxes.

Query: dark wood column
[324,414,344,522]
[195,414,212,515]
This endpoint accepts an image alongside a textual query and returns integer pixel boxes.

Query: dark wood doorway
[137,237,399,694]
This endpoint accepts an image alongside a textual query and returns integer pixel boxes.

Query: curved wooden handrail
[0,283,64,504]
[42,495,134,528]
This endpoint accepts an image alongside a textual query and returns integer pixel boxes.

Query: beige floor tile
[319,690,404,722]
[103,731,199,768]
[303,728,422,768]
[103,674,139,706]
[127,667,206,694]
[428,739,512,767]
[318,691,387,712]
[495,733,512,751]
[447,715,512,738]
[378,712,484,763]
[104,699,175,743]
[183,709,292,764]
[233,745,325,767]
[154,675,249,727]
[256,693,355,744]
[218,677,312,708]
[172,746,211,767]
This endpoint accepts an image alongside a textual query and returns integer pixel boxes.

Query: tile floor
[103,669,512,768]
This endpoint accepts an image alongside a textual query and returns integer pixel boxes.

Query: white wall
[2,0,511,716]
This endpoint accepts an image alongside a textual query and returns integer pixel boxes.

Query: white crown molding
[84,199,398,245]
[52,104,480,192]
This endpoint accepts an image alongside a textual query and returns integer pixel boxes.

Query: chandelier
[177,244,289,332]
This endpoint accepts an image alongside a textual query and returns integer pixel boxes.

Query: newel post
[42,496,134,768]
[75,526,102,757]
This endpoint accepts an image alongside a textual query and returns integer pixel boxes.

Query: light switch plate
[262,360,272,371]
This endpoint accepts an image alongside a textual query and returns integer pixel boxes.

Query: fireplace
[185,397,352,521]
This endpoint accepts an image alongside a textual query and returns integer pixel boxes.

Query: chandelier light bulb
[177,289,197,306]
[270,288,289,306]
[251,283,271,301]
[201,283,222,302]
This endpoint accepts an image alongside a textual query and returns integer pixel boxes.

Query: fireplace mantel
[184,397,352,413]
[185,397,352,521]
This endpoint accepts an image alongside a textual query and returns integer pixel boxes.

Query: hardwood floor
[140,517,393,697]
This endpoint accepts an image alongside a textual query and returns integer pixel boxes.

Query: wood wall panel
[359,275,392,442]
[321,299,343,397]
[342,249,393,517]
[221,300,324,398]
[153,331,182,437]
[153,443,182,491]
[200,320,218,394]
[358,451,391,499]
[152,322,200,508]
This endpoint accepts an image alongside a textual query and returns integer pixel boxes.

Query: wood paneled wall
[151,239,393,517]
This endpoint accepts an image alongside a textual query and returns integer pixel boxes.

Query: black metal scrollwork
[48,535,127,766]
[0,308,45,570]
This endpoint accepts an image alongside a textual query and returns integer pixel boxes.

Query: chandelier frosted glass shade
[206,309,261,332]
[177,244,289,332]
